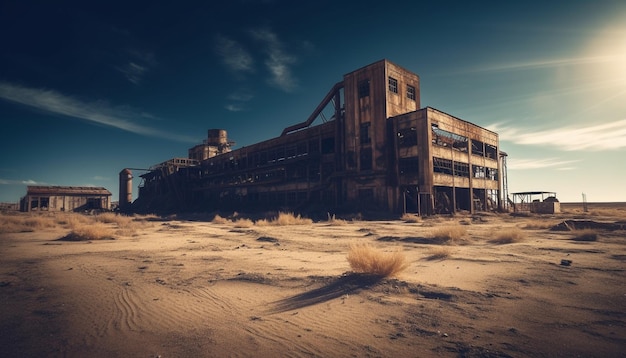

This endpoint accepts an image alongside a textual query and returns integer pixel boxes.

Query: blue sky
[1,0,625,204]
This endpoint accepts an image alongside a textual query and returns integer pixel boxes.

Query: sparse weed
[346,242,409,277]
[430,225,467,245]
[62,222,115,241]
[233,218,254,228]
[401,213,421,223]
[489,228,526,244]
[327,213,348,225]
[212,214,229,224]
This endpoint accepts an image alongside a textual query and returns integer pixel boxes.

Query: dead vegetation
[346,242,408,277]
[255,212,313,226]
[489,228,526,244]
[430,225,468,245]
[571,228,599,242]
[425,246,452,260]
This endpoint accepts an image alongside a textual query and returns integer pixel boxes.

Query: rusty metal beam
[281,81,344,136]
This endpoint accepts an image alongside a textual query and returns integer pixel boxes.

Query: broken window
[485,144,497,159]
[407,85,416,100]
[453,162,469,178]
[433,157,453,175]
[487,167,498,180]
[360,122,371,145]
[471,140,484,156]
[432,125,468,152]
[472,165,486,178]
[358,79,370,98]
[388,77,398,94]
[397,127,417,147]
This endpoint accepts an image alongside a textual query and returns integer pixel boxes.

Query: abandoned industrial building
[20,186,112,212]
[122,59,508,216]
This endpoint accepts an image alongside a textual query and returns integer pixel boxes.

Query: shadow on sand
[270,273,382,313]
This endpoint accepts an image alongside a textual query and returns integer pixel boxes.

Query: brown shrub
[212,214,229,224]
[489,228,526,244]
[233,218,254,228]
[430,225,467,245]
[327,213,348,225]
[62,222,115,241]
[401,213,421,223]
[255,212,313,226]
[346,243,409,277]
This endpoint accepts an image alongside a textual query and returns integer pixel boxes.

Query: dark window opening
[321,137,335,154]
[360,148,372,171]
[399,157,419,175]
[358,79,370,98]
[472,140,485,156]
[360,122,371,145]
[309,139,320,154]
[358,188,374,201]
[397,127,417,147]
[388,77,398,94]
[407,85,416,100]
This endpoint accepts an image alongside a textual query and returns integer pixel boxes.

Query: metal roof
[26,186,112,196]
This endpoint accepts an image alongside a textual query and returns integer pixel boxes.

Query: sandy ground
[1,204,625,357]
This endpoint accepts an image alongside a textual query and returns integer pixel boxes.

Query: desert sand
[1,204,625,357]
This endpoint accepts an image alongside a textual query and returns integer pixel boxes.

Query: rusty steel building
[20,186,112,212]
[126,60,506,215]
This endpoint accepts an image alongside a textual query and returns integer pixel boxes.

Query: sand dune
[1,204,625,357]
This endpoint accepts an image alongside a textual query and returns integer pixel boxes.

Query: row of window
[357,77,416,101]
[433,157,498,180]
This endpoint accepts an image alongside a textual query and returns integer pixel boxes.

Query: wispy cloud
[117,62,148,85]
[116,50,157,85]
[508,158,580,170]
[250,28,298,92]
[225,104,244,112]
[214,34,255,74]
[0,82,197,143]
[0,178,48,185]
[488,119,626,151]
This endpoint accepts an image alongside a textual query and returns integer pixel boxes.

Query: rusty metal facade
[130,60,504,215]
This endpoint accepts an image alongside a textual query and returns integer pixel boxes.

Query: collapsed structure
[123,60,507,215]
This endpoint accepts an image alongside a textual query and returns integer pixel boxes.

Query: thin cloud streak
[0,82,197,143]
[508,158,580,170]
[488,119,626,151]
[470,54,623,73]
[0,178,48,185]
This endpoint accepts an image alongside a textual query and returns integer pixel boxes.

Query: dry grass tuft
[571,228,599,241]
[61,222,115,241]
[256,212,313,226]
[212,214,230,224]
[327,213,348,225]
[401,213,421,223]
[0,213,57,233]
[425,246,452,260]
[96,213,133,227]
[346,242,409,277]
[430,225,468,245]
[489,228,526,244]
[524,219,559,230]
[233,218,254,228]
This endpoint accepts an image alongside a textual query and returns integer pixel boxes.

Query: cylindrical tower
[207,129,228,146]
[119,168,133,211]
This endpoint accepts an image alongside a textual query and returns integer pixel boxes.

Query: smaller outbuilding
[20,186,112,212]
